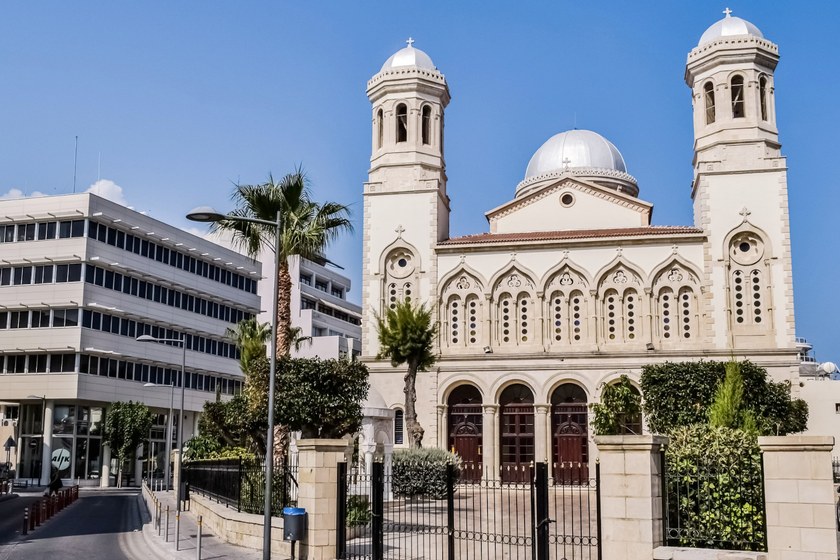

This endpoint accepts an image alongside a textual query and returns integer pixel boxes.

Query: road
[0,489,149,560]
[0,495,40,545]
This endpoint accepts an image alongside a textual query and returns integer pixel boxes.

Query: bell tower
[686,10,796,359]
[361,40,451,357]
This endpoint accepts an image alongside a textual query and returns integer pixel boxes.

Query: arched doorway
[499,384,534,483]
[551,383,589,484]
[447,384,483,481]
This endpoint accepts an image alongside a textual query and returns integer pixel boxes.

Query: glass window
[71,220,85,237]
[32,309,51,328]
[59,221,72,239]
[9,311,28,329]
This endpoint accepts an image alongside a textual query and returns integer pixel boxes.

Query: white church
[360,11,799,481]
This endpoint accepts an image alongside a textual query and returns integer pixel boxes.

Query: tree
[103,401,154,488]
[591,375,643,435]
[272,357,369,438]
[640,360,807,435]
[215,170,352,356]
[225,318,271,370]
[375,300,438,448]
[708,361,757,433]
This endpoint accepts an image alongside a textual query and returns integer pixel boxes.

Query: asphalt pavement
[0,489,148,560]
[0,494,41,546]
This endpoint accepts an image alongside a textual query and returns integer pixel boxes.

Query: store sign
[51,448,71,471]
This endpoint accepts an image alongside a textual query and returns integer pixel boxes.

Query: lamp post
[143,381,176,490]
[26,395,46,486]
[187,206,281,560]
[136,335,186,525]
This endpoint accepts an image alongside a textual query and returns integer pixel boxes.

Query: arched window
[730,75,745,118]
[383,247,416,312]
[377,108,384,148]
[704,82,716,124]
[759,76,768,121]
[441,273,483,350]
[598,266,644,345]
[448,384,483,479]
[728,232,769,331]
[421,105,432,145]
[394,409,404,445]
[396,103,408,143]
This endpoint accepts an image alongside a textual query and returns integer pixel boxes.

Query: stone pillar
[40,400,54,485]
[296,439,347,560]
[134,443,144,485]
[100,444,111,488]
[760,436,838,560]
[482,405,497,479]
[436,405,447,448]
[534,404,550,464]
[595,434,667,560]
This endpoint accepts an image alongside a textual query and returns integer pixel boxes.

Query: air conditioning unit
[2,419,17,427]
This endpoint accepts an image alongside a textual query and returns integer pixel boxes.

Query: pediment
[485,175,652,235]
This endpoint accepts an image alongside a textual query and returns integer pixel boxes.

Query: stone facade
[360,14,801,479]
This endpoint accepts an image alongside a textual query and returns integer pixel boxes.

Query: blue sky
[1,2,838,361]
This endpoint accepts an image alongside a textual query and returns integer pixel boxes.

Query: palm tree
[225,318,271,371]
[215,170,352,356]
[375,300,438,448]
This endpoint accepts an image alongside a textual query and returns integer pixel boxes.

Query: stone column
[534,404,550,464]
[100,444,111,488]
[595,434,667,560]
[40,400,54,485]
[296,439,348,560]
[134,444,144,485]
[760,436,838,560]
[436,405,447,448]
[482,405,497,479]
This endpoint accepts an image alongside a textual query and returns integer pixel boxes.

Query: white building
[0,193,261,485]
[361,12,803,480]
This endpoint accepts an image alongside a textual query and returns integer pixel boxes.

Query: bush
[391,448,461,499]
[591,375,642,435]
[666,425,765,550]
[346,495,371,527]
[641,360,807,435]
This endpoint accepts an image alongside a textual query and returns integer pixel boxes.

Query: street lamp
[143,381,175,491]
[136,333,186,549]
[26,395,46,486]
[187,205,281,560]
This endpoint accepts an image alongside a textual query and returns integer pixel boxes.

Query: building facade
[0,193,261,485]
[361,13,801,479]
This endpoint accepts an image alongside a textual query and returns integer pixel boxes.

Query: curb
[136,489,177,560]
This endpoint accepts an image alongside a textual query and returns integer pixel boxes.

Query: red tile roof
[439,226,704,245]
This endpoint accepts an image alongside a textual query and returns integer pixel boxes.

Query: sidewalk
[139,487,263,560]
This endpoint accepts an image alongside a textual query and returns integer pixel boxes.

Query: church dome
[381,40,436,72]
[698,10,763,46]
[525,129,627,178]
[518,129,638,198]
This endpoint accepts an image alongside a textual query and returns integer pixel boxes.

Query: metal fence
[184,457,298,515]
[662,450,767,552]
[337,461,599,560]
[832,456,840,483]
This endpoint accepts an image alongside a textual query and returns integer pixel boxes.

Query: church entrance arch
[499,383,535,483]
[447,384,483,481]
[551,383,589,484]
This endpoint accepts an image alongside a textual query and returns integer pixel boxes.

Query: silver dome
[381,40,436,72]
[525,129,627,179]
[698,10,763,46]
[518,129,637,198]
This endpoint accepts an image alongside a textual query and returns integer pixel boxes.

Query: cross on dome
[723,7,733,17]
[406,37,415,48]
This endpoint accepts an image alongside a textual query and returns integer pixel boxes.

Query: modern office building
[0,193,261,486]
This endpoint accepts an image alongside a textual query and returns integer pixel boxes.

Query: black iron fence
[832,456,840,483]
[337,461,599,560]
[184,457,298,516]
[662,450,767,552]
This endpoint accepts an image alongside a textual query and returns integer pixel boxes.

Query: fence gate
[337,461,600,560]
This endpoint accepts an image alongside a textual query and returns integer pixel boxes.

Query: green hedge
[391,448,461,499]
[665,425,765,551]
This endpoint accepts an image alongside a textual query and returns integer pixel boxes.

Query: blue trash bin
[282,507,307,541]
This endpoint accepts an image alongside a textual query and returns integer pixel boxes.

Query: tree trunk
[276,258,292,357]
[403,359,424,448]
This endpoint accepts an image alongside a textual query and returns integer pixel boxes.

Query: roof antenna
[573,113,577,130]
[73,136,79,193]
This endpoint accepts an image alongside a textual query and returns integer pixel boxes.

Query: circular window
[560,193,575,207]
[738,242,751,253]
[397,258,407,268]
